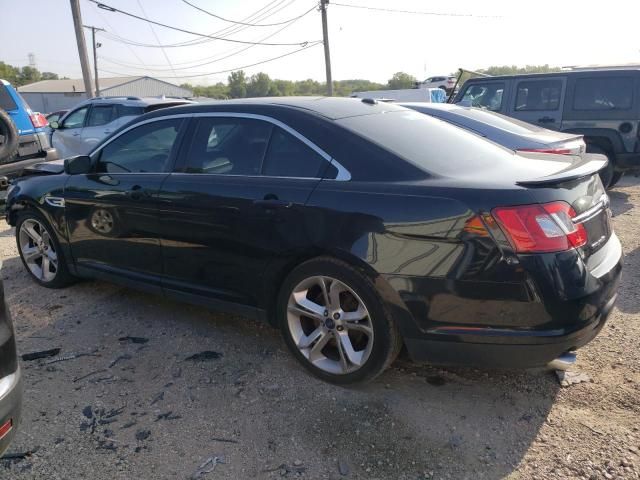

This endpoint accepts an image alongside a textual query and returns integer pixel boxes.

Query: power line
[90,0,314,46]
[181,0,314,27]
[330,2,500,18]
[98,4,318,72]
[135,0,178,79]
[98,41,322,79]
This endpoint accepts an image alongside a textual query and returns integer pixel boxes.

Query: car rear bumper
[392,234,623,369]
[0,367,22,456]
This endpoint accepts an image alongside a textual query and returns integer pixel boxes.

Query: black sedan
[0,274,21,454]
[5,98,622,384]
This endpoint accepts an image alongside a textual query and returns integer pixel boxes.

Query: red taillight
[518,148,572,155]
[0,419,12,440]
[492,201,587,253]
[29,112,48,128]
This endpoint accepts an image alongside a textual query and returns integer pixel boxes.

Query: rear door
[157,114,332,307]
[508,77,566,129]
[52,106,89,157]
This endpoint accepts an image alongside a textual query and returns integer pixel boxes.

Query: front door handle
[127,185,149,200]
[538,116,555,124]
[72,132,81,136]
[253,199,293,209]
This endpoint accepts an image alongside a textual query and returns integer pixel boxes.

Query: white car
[50,96,193,158]
[417,75,457,93]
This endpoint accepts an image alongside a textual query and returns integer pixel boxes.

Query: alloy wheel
[287,275,374,375]
[91,209,114,234]
[18,218,58,282]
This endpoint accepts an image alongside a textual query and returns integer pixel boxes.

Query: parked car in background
[418,75,457,93]
[50,96,193,158]
[0,273,21,456]
[0,79,57,177]
[45,110,69,125]
[454,69,640,187]
[6,98,621,384]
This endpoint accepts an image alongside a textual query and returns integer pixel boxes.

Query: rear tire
[0,109,19,164]
[609,171,624,188]
[16,211,75,288]
[586,144,615,188]
[278,257,402,384]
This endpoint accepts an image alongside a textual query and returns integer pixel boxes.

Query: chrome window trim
[90,112,351,181]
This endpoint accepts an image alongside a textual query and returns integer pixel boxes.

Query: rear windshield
[0,85,17,111]
[337,110,515,177]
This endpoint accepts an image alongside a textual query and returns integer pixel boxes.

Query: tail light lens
[29,112,48,128]
[492,201,587,253]
[0,419,12,440]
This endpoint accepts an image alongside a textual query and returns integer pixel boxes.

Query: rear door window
[117,105,144,119]
[515,80,562,111]
[0,86,17,111]
[573,77,633,110]
[262,127,327,178]
[460,83,505,111]
[87,105,116,127]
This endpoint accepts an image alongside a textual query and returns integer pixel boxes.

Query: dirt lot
[0,177,639,480]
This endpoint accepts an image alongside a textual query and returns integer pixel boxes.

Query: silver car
[400,102,586,155]
[50,96,193,158]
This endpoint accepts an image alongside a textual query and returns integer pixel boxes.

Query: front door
[80,103,117,152]
[52,105,89,157]
[64,117,186,285]
[157,115,329,307]
[509,77,566,130]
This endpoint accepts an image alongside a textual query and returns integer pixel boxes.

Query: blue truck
[0,79,57,177]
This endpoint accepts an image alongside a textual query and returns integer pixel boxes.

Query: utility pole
[84,25,105,96]
[320,0,333,96]
[70,0,94,98]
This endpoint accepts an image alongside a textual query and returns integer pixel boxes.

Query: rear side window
[0,86,17,111]
[460,83,504,111]
[87,105,116,127]
[262,127,326,178]
[573,77,633,111]
[184,117,272,175]
[117,105,144,118]
[515,80,562,111]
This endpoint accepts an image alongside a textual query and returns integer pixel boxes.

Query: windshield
[337,110,517,177]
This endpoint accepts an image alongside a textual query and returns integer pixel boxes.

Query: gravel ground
[1,177,639,480]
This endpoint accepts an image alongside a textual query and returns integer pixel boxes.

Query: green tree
[272,79,295,96]
[246,72,272,97]
[0,62,20,85]
[227,70,247,98]
[387,72,417,89]
[41,72,59,80]
[479,64,561,76]
[17,66,41,85]
[294,79,321,95]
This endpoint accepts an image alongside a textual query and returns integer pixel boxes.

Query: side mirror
[64,155,92,175]
[0,176,9,191]
[50,121,60,129]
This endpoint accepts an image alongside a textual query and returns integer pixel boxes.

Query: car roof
[463,68,640,82]
[79,96,194,107]
[144,96,407,120]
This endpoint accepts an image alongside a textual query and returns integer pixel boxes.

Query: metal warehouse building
[18,76,193,113]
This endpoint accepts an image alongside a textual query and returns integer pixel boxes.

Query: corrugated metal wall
[21,92,87,113]
[102,77,192,98]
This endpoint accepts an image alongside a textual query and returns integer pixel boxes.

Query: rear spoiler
[516,153,607,187]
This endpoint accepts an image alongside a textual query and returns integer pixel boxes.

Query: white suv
[417,75,457,93]
[50,96,193,158]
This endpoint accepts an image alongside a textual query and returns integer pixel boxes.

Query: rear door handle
[103,130,112,135]
[253,199,292,209]
[538,116,555,124]
[72,132,81,136]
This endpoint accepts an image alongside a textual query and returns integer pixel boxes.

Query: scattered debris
[263,463,306,475]
[73,369,108,383]
[155,411,182,421]
[109,354,132,368]
[135,429,151,441]
[191,456,225,479]
[118,336,149,344]
[150,391,164,405]
[82,406,93,419]
[556,370,592,387]
[43,352,99,365]
[185,351,222,362]
[121,421,137,429]
[580,421,605,436]
[1,448,39,462]
[337,458,350,476]
[21,348,60,361]
[426,375,446,386]
[210,437,239,444]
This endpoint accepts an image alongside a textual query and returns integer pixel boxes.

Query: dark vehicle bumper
[393,234,623,369]
[0,367,22,456]
[616,152,640,171]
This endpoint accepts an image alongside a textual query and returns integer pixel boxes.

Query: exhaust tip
[548,351,577,371]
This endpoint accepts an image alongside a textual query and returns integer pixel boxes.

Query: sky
[1,0,640,86]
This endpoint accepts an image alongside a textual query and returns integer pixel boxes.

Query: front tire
[16,211,75,288]
[278,257,402,384]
